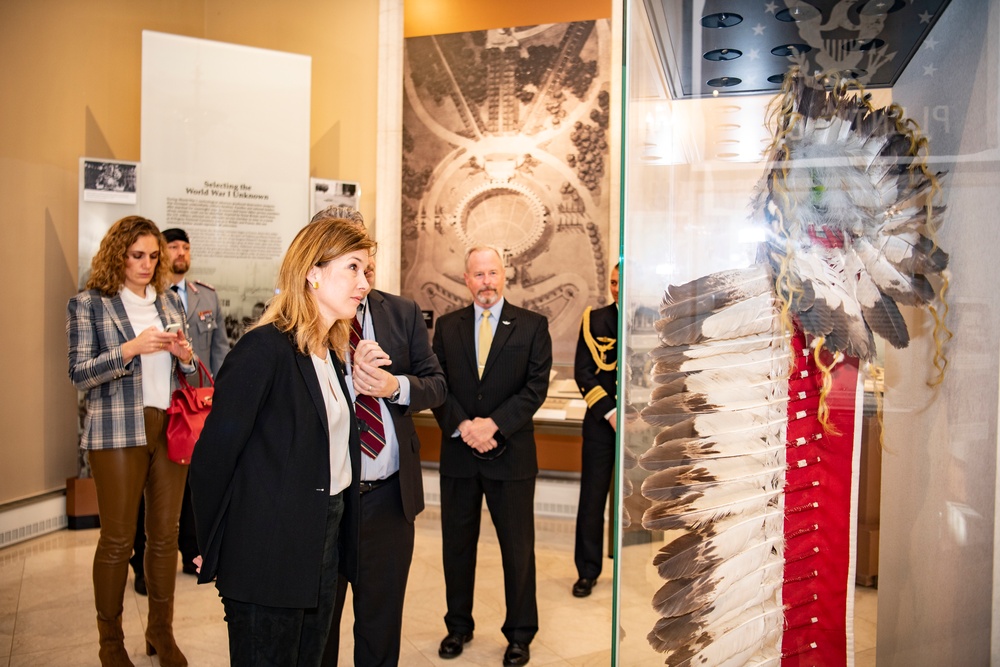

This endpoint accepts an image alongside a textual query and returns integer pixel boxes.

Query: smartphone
[165,323,182,334]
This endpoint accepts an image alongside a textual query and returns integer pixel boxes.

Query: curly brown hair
[85,216,170,296]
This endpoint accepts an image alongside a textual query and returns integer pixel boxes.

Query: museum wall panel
[0,0,379,505]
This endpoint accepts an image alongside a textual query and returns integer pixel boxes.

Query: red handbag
[166,360,214,465]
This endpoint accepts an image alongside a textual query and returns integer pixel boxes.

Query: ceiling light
[776,5,822,22]
[771,44,812,57]
[701,12,743,29]
[707,76,741,88]
[704,48,742,62]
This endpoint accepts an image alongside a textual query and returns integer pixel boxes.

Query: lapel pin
[502,320,511,325]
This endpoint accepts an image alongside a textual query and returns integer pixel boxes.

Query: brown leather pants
[89,408,188,624]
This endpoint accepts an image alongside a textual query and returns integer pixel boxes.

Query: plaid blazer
[67,288,191,450]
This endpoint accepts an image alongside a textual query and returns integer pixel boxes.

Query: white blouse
[119,285,171,409]
[311,352,352,495]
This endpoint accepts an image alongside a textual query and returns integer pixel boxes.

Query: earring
[312,281,319,289]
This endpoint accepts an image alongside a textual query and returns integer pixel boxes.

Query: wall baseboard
[0,495,68,549]
[422,469,583,519]
[0,473,584,550]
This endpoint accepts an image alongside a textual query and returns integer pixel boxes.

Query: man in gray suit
[131,227,229,592]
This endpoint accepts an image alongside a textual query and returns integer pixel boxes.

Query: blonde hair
[255,218,375,359]
[86,216,169,297]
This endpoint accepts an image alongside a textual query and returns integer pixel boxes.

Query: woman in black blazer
[190,218,374,666]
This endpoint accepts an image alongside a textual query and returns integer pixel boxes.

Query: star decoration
[924,63,938,76]
[764,1,778,13]
[749,48,761,61]
[923,37,938,50]
[919,11,933,24]
[753,23,766,36]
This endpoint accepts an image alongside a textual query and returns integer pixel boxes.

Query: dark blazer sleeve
[431,312,472,437]
[369,290,445,521]
[189,327,280,584]
[377,292,446,414]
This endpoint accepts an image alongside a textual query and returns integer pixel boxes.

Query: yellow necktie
[478,311,493,378]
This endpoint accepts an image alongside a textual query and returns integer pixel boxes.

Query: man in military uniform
[571,263,619,598]
[131,228,229,593]
[160,228,230,377]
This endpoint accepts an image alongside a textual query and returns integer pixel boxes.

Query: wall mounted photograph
[400,19,613,365]
[82,159,138,204]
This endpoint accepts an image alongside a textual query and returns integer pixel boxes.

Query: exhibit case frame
[612,1,1000,665]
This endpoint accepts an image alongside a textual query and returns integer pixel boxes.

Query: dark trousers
[132,478,199,575]
[440,474,537,645]
[574,435,615,579]
[222,493,344,667]
[323,475,414,666]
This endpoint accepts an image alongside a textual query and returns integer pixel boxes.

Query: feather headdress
[639,69,950,665]
[752,69,951,364]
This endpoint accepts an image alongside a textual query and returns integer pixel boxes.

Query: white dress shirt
[345,299,411,482]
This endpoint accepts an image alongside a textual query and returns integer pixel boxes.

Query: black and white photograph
[400,20,613,365]
[310,177,360,217]
[82,159,138,204]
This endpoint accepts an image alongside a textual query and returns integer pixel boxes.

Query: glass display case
[614,1,1000,665]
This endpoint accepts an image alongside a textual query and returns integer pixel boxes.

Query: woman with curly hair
[67,215,196,666]
[191,218,372,665]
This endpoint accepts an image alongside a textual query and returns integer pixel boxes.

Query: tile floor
[0,506,877,666]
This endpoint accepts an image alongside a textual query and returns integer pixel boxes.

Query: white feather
[649,561,782,655]
[642,485,782,532]
[641,439,783,470]
[657,292,776,346]
[649,332,785,362]
[672,601,784,667]
[653,509,784,581]
[642,456,784,502]
[855,236,934,306]
[700,292,777,341]
[651,380,791,415]
[685,404,787,435]
[655,343,787,375]
[652,539,782,618]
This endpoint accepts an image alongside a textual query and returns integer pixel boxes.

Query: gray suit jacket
[66,288,191,450]
[182,279,229,377]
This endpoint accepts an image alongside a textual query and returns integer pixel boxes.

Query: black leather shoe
[438,631,473,659]
[572,577,597,597]
[503,642,530,666]
[134,573,147,596]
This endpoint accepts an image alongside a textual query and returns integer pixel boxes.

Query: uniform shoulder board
[194,280,216,291]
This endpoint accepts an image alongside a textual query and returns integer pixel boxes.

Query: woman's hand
[122,326,192,364]
[167,330,195,364]
[352,339,397,398]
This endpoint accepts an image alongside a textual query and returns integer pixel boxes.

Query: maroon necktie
[349,315,386,459]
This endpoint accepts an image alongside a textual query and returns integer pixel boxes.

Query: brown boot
[145,598,188,667]
[97,615,135,667]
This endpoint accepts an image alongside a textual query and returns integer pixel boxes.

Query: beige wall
[0,0,380,505]
[404,0,611,36]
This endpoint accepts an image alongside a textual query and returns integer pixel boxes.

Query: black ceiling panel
[642,0,953,99]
